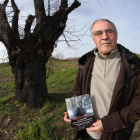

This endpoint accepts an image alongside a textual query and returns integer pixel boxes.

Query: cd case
[65,94,95,130]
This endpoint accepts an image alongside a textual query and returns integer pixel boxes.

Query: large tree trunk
[0,0,81,107]
[11,51,48,107]
[9,42,51,107]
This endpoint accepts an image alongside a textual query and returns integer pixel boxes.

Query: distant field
[137,54,140,58]
[0,56,140,140]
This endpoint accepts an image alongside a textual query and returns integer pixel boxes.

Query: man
[64,19,140,140]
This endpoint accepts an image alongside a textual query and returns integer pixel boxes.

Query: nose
[101,31,109,40]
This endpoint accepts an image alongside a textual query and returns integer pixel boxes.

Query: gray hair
[90,19,118,37]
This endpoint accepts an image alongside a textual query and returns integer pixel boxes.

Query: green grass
[0,93,16,119]
[17,92,76,140]
[0,62,13,76]
[0,93,14,104]
[137,54,140,58]
[47,68,77,93]
[18,113,72,140]
[18,100,72,140]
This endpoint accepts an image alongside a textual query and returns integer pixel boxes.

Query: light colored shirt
[87,47,121,139]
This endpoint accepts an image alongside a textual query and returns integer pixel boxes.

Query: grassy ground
[0,56,140,140]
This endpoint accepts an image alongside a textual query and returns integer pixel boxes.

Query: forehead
[92,21,114,31]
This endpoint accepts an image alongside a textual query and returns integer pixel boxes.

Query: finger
[93,122,99,126]
[86,125,103,132]
[64,112,70,119]
[64,112,72,123]
[64,112,69,115]
[93,120,101,126]
[86,126,95,131]
[64,115,71,123]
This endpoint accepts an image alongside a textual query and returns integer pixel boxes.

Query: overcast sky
[0,0,140,60]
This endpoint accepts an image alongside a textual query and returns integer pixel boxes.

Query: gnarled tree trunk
[0,0,81,107]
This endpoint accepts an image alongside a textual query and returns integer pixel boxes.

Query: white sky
[0,0,140,60]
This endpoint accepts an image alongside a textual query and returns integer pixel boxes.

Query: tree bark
[12,49,48,107]
[0,0,81,107]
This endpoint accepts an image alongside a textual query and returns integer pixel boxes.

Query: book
[65,94,95,130]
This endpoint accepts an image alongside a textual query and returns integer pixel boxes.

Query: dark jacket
[73,44,140,140]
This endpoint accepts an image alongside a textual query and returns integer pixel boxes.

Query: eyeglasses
[92,29,115,38]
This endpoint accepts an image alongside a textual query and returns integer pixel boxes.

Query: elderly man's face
[91,21,117,58]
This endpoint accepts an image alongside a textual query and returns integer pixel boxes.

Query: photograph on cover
[65,94,94,120]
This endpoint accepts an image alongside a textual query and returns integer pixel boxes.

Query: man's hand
[64,112,72,123]
[86,120,103,132]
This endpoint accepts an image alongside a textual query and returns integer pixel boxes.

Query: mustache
[101,41,112,45]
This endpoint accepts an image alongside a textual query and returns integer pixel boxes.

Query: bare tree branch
[59,0,68,10]
[34,0,46,24]
[11,0,20,40]
[51,0,81,47]
[48,0,50,16]
[3,0,9,7]
[0,0,13,49]
[53,0,81,33]
[62,0,81,17]
[6,10,14,15]
[24,14,37,41]
[63,33,72,48]
[0,0,9,20]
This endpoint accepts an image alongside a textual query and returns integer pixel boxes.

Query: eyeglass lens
[93,29,114,38]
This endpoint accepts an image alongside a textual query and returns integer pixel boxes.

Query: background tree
[0,0,81,107]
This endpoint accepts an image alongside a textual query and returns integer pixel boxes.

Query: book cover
[65,94,95,130]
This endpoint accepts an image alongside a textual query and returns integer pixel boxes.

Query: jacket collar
[78,43,140,71]
[117,44,140,71]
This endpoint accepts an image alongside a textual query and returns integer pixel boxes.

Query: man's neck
[94,46,118,59]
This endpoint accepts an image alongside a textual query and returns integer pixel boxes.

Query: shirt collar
[94,46,119,59]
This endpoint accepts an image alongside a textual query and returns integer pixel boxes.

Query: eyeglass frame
[91,28,116,38]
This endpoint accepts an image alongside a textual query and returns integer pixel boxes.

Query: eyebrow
[92,28,113,33]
